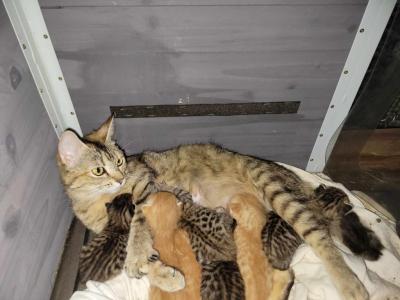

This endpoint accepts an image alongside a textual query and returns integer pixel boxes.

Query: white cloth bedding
[70,169,400,300]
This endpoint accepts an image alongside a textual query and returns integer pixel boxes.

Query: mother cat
[57,117,368,300]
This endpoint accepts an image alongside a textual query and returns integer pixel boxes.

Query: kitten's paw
[149,264,185,292]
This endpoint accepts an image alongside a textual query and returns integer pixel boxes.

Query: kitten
[229,193,292,300]
[313,185,383,261]
[78,193,185,292]
[179,200,245,300]
[57,117,369,300]
[262,185,383,272]
[142,192,202,300]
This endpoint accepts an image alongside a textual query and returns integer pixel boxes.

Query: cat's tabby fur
[57,117,372,300]
[179,200,245,300]
[78,193,186,292]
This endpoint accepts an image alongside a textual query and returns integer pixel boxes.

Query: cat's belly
[190,179,261,209]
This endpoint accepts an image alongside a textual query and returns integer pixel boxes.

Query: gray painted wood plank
[0,4,72,299]
[40,0,368,7]
[41,3,365,167]
[43,6,364,53]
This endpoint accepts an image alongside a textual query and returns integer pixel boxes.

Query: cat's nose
[116,177,125,185]
[113,172,125,184]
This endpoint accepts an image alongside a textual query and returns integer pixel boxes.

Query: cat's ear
[85,115,115,144]
[58,130,88,167]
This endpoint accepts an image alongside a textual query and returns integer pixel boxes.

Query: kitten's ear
[58,131,88,167]
[85,116,115,144]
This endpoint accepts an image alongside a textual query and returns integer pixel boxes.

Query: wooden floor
[51,219,87,300]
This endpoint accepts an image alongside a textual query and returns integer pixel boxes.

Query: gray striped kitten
[262,185,383,271]
[179,201,245,300]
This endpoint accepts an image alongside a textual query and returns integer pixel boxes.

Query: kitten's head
[57,117,127,199]
[228,194,266,230]
[142,192,182,233]
[105,193,135,231]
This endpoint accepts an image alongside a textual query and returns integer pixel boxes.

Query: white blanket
[70,169,400,300]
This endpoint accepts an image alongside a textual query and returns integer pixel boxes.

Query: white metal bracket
[2,0,82,137]
[306,0,396,172]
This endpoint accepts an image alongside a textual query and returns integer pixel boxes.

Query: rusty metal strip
[110,101,300,118]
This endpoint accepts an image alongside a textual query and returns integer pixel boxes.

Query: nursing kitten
[313,185,383,261]
[78,193,185,292]
[57,117,368,300]
[79,193,133,283]
[142,192,202,300]
[262,185,383,272]
[262,211,303,271]
[229,193,292,300]
[179,200,245,300]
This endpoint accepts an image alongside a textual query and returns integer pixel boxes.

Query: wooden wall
[0,3,72,299]
[40,0,366,168]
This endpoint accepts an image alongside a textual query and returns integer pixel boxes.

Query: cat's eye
[117,158,124,166]
[92,167,105,176]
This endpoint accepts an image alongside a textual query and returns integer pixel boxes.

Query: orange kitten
[229,193,273,300]
[142,192,201,300]
[229,193,293,300]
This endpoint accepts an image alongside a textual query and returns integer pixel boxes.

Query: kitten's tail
[315,185,383,261]
[340,207,383,261]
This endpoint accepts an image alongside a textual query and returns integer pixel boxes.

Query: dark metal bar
[110,101,300,118]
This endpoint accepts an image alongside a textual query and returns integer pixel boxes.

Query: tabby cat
[78,193,185,292]
[178,199,245,300]
[229,193,292,300]
[57,117,369,300]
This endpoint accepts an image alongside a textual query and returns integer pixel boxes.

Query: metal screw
[359,28,365,33]
[344,70,349,74]
[310,158,314,162]
[22,44,26,49]
[330,105,335,108]
[39,88,44,93]
[319,133,323,137]
[70,111,75,115]
[58,76,63,81]
[43,34,48,39]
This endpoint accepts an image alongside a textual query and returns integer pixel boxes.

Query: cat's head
[57,117,127,199]
[105,193,135,231]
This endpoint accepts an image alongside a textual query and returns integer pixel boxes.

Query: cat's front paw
[124,256,147,279]
[125,247,160,278]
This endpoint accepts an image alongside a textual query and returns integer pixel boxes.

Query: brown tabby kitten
[79,193,133,283]
[78,193,185,292]
[312,185,383,261]
[57,117,368,300]
[179,200,245,300]
[262,185,383,271]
